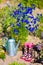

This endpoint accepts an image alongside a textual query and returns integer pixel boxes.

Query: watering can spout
[16,40,20,51]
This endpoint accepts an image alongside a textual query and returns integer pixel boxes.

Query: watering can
[2,37,20,56]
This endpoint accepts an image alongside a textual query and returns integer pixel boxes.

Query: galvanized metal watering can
[2,37,20,56]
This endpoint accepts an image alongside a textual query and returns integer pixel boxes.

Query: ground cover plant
[9,61,26,65]
[0,50,5,60]
[20,0,43,9]
[35,16,43,38]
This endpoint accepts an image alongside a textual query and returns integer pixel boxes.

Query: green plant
[0,23,3,34]
[0,5,29,44]
[11,22,29,45]
[0,0,2,3]
[20,0,43,9]
[0,6,17,38]
[9,61,26,65]
[35,16,43,38]
[0,51,5,60]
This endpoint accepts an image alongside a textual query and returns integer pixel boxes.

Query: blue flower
[14,29,17,32]
[14,11,16,15]
[13,10,19,15]
[29,27,35,32]
[17,16,20,22]
[20,7,25,10]
[17,19,20,22]
[40,14,42,16]
[21,19,25,23]
[17,9,23,16]
[18,10,21,15]
[18,3,22,7]
[33,20,36,24]
[10,13,16,18]
[25,7,32,14]
[25,19,29,24]
[16,23,20,27]
[36,17,40,22]
[14,29,18,35]
[33,18,36,21]
[32,4,35,7]
[28,15,34,18]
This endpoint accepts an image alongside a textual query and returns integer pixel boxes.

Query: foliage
[13,22,28,44]
[0,51,5,60]
[0,23,3,33]
[35,16,43,38]
[0,0,2,3]
[9,61,26,65]
[20,0,43,9]
[0,6,17,38]
[0,6,28,44]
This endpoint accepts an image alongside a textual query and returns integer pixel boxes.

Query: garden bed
[0,0,43,65]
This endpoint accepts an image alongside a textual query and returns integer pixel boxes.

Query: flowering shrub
[0,3,42,44]
[11,3,41,33]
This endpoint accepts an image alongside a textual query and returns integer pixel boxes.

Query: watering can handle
[2,37,8,46]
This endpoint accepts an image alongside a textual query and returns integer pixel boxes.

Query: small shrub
[0,51,5,60]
